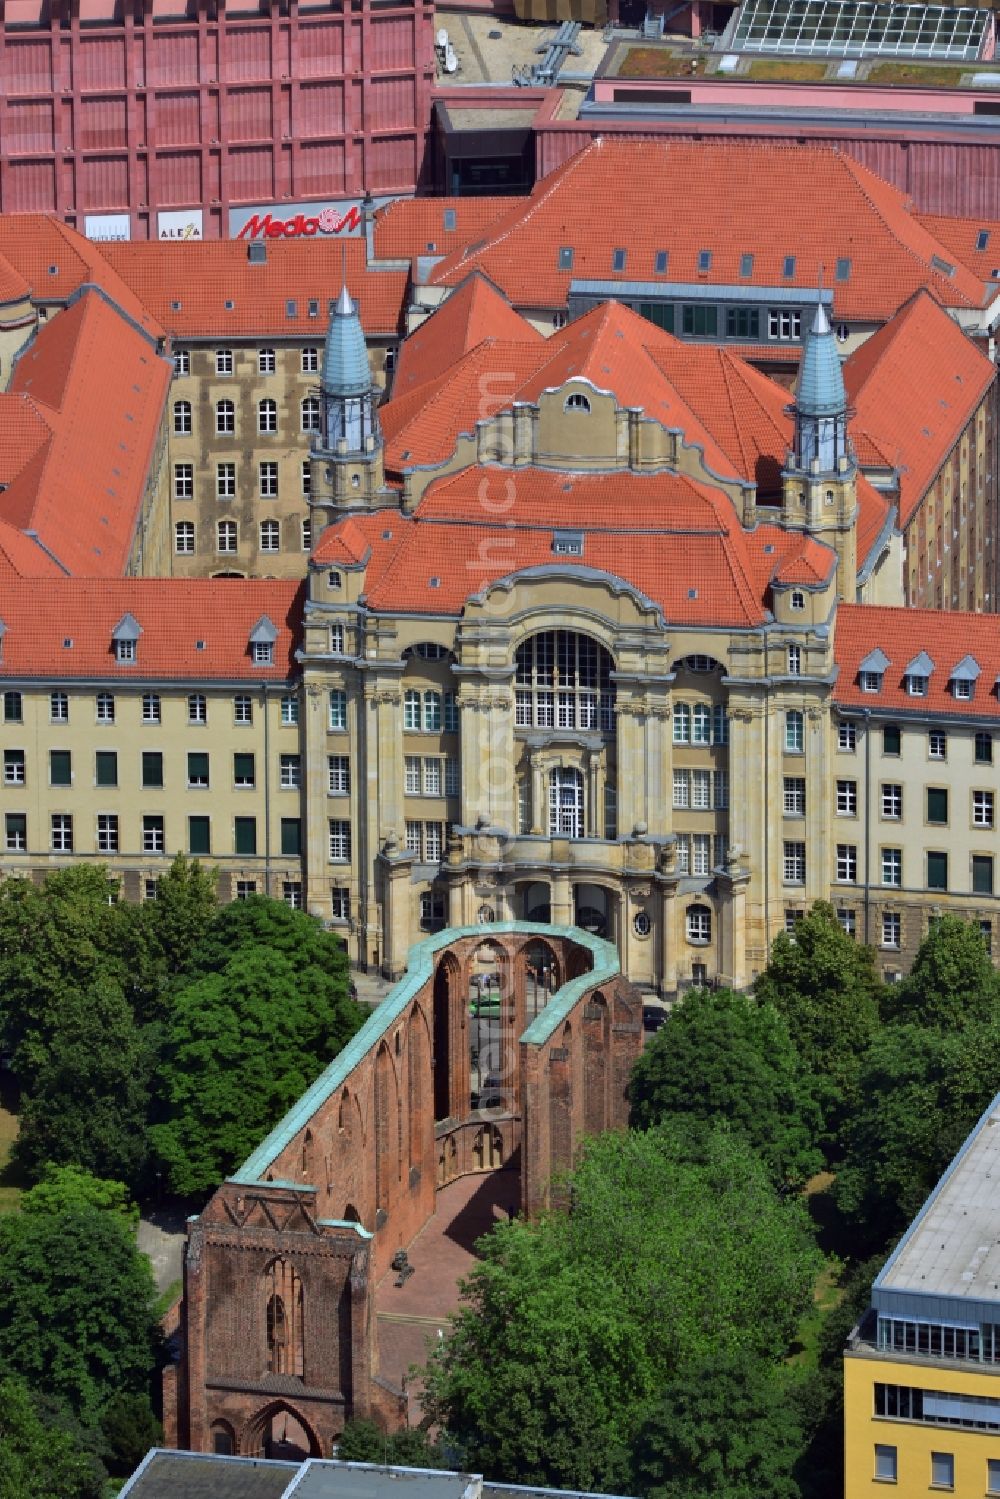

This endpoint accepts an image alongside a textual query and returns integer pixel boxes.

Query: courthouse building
[0,148,999,989]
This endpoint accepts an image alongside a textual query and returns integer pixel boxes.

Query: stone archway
[241,1401,321,1460]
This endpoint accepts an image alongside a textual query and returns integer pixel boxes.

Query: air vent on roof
[247,240,266,265]
[835,257,851,281]
[931,255,955,277]
[429,577,441,588]
[764,543,774,554]
[426,241,437,253]
[697,250,711,272]
[63,638,73,648]
[783,255,796,278]
[48,265,58,276]
[443,208,456,231]
[171,300,182,311]
[655,250,668,274]
[978,230,991,251]
[224,299,234,310]
[286,299,297,318]
[382,529,392,539]
[196,640,206,650]
[740,252,754,277]
[688,588,697,599]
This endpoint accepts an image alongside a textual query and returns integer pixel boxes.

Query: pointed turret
[308,284,389,526]
[781,292,858,601]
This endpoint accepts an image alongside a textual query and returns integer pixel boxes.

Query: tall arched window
[514,631,614,733]
[301,397,321,432]
[549,768,584,839]
[265,1260,303,1377]
[173,400,192,435]
[258,398,278,434]
[215,399,235,435]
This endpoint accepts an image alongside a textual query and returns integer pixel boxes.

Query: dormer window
[790,591,805,611]
[248,613,278,667]
[553,530,584,556]
[328,570,343,589]
[951,654,980,700]
[904,652,933,697]
[111,612,141,666]
[564,393,591,414]
[859,647,889,694]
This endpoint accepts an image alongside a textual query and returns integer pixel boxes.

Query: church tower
[781,297,858,600]
[308,285,390,531]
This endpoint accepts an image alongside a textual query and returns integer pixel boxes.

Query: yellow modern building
[845,1093,1000,1497]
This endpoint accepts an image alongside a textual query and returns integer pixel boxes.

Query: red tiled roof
[774,538,837,587]
[856,474,893,573]
[373,196,528,262]
[0,216,162,338]
[844,289,995,528]
[835,602,1000,719]
[313,466,826,627]
[915,212,1000,285]
[426,141,985,320]
[0,253,30,305]
[320,516,372,567]
[0,520,63,579]
[0,578,304,680]
[101,238,408,338]
[2,291,172,576]
[393,273,542,393]
[0,394,51,492]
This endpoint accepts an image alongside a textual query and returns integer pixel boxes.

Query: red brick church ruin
[164,922,641,1459]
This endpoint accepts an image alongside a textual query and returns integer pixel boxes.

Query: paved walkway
[374,1171,520,1416]
[137,1208,187,1296]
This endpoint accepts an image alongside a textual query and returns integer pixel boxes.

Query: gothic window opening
[524,941,558,1022]
[515,631,615,733]
[265,1260,304,1377]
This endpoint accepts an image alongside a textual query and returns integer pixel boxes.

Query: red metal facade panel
[0,4,433,237]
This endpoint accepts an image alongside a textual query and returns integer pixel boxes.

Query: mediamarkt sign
[237,205,362,240]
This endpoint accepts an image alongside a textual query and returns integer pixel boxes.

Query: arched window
[423,691,442,732]
[265,1260,303,1377]
[524,941,558,1020]
[211,1420,235,1455]
[301,397,321,432]
[215,399,235,435]
[258,398,278,434]
[686,904,712,944]
[173,400,192,435]
[564,392,591,413]
[692,703,711,745]
[514,631,614,733]
[329,690,347,731]
[785,710,804,753]
[174,521,194,554]
[673,702,690,744]
[301,1129,313,1179]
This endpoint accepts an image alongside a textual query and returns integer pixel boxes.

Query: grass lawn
[865,61,976,86]
[0,1106,21,1213]
[746,58,830,80]
[616,47,709,78]
[789,1258,844,1367]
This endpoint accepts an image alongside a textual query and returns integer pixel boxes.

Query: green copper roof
[321,284,372,398]
[795,298,847,419]
[230,922,621,1188]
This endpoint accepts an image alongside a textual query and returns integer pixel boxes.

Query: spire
[321,284,373,399]
[794,290,846,419]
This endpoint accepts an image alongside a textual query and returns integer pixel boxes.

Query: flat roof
[875,1090,1000,1312]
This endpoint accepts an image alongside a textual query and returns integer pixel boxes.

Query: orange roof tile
[773,538,837,587]
[426,141,985,320]
[844,290,995,528]
[0,578,304,680]
[0,520,63,579]
[373,196,528,262]
[915,212,1000,285]
[2,292,172,576]
[835,602,1000,720]
[0,215,162,338]
[313,466,823,628]
[101,238,407,338]
[0,394,52,493]
[393,273,542,393]
[0,253,30,305]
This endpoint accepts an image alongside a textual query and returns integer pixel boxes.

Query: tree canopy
[0,1378,106,1499]
[628,987,822,1187]
[423,1127,820,1492]
[754,902,883,1134]
[0,1200,159,1427]
[886,915,1000,1031]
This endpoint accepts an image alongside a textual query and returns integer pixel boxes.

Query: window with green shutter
[142,751,163,788]
[235,817,257,855]
[927,787,949,825]
[927,851,948,891]
[95,750,117,788]
[189,816,211,856]
[234,753,255,788]
[883,725,901,756]
[50,750,71,786]
[281,818,302,856]
[188,752,209,788]
[973,855,994,895]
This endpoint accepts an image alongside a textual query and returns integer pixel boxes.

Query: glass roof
[731,0,987,60]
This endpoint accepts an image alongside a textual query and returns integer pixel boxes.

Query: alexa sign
[236,205,362,240]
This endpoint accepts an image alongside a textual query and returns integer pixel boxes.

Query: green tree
[0,1203,159,1427]
[423,1128,820,1491]
[121,856,219,1024]
[628,987,822,1187]
[152,937,363,1196]
[629,1354,806,1499]
[887,915,1000,1031]
[337,1418,446,1469]
[754,901,883,1135]
[99,1392,162,1478]
[0,866,128,1087]
[0,1378,106,1499]
[835,1020,1000,1252]
[21,1164,137,1225]
[179,894,349,986]
[13,978,152,1191]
